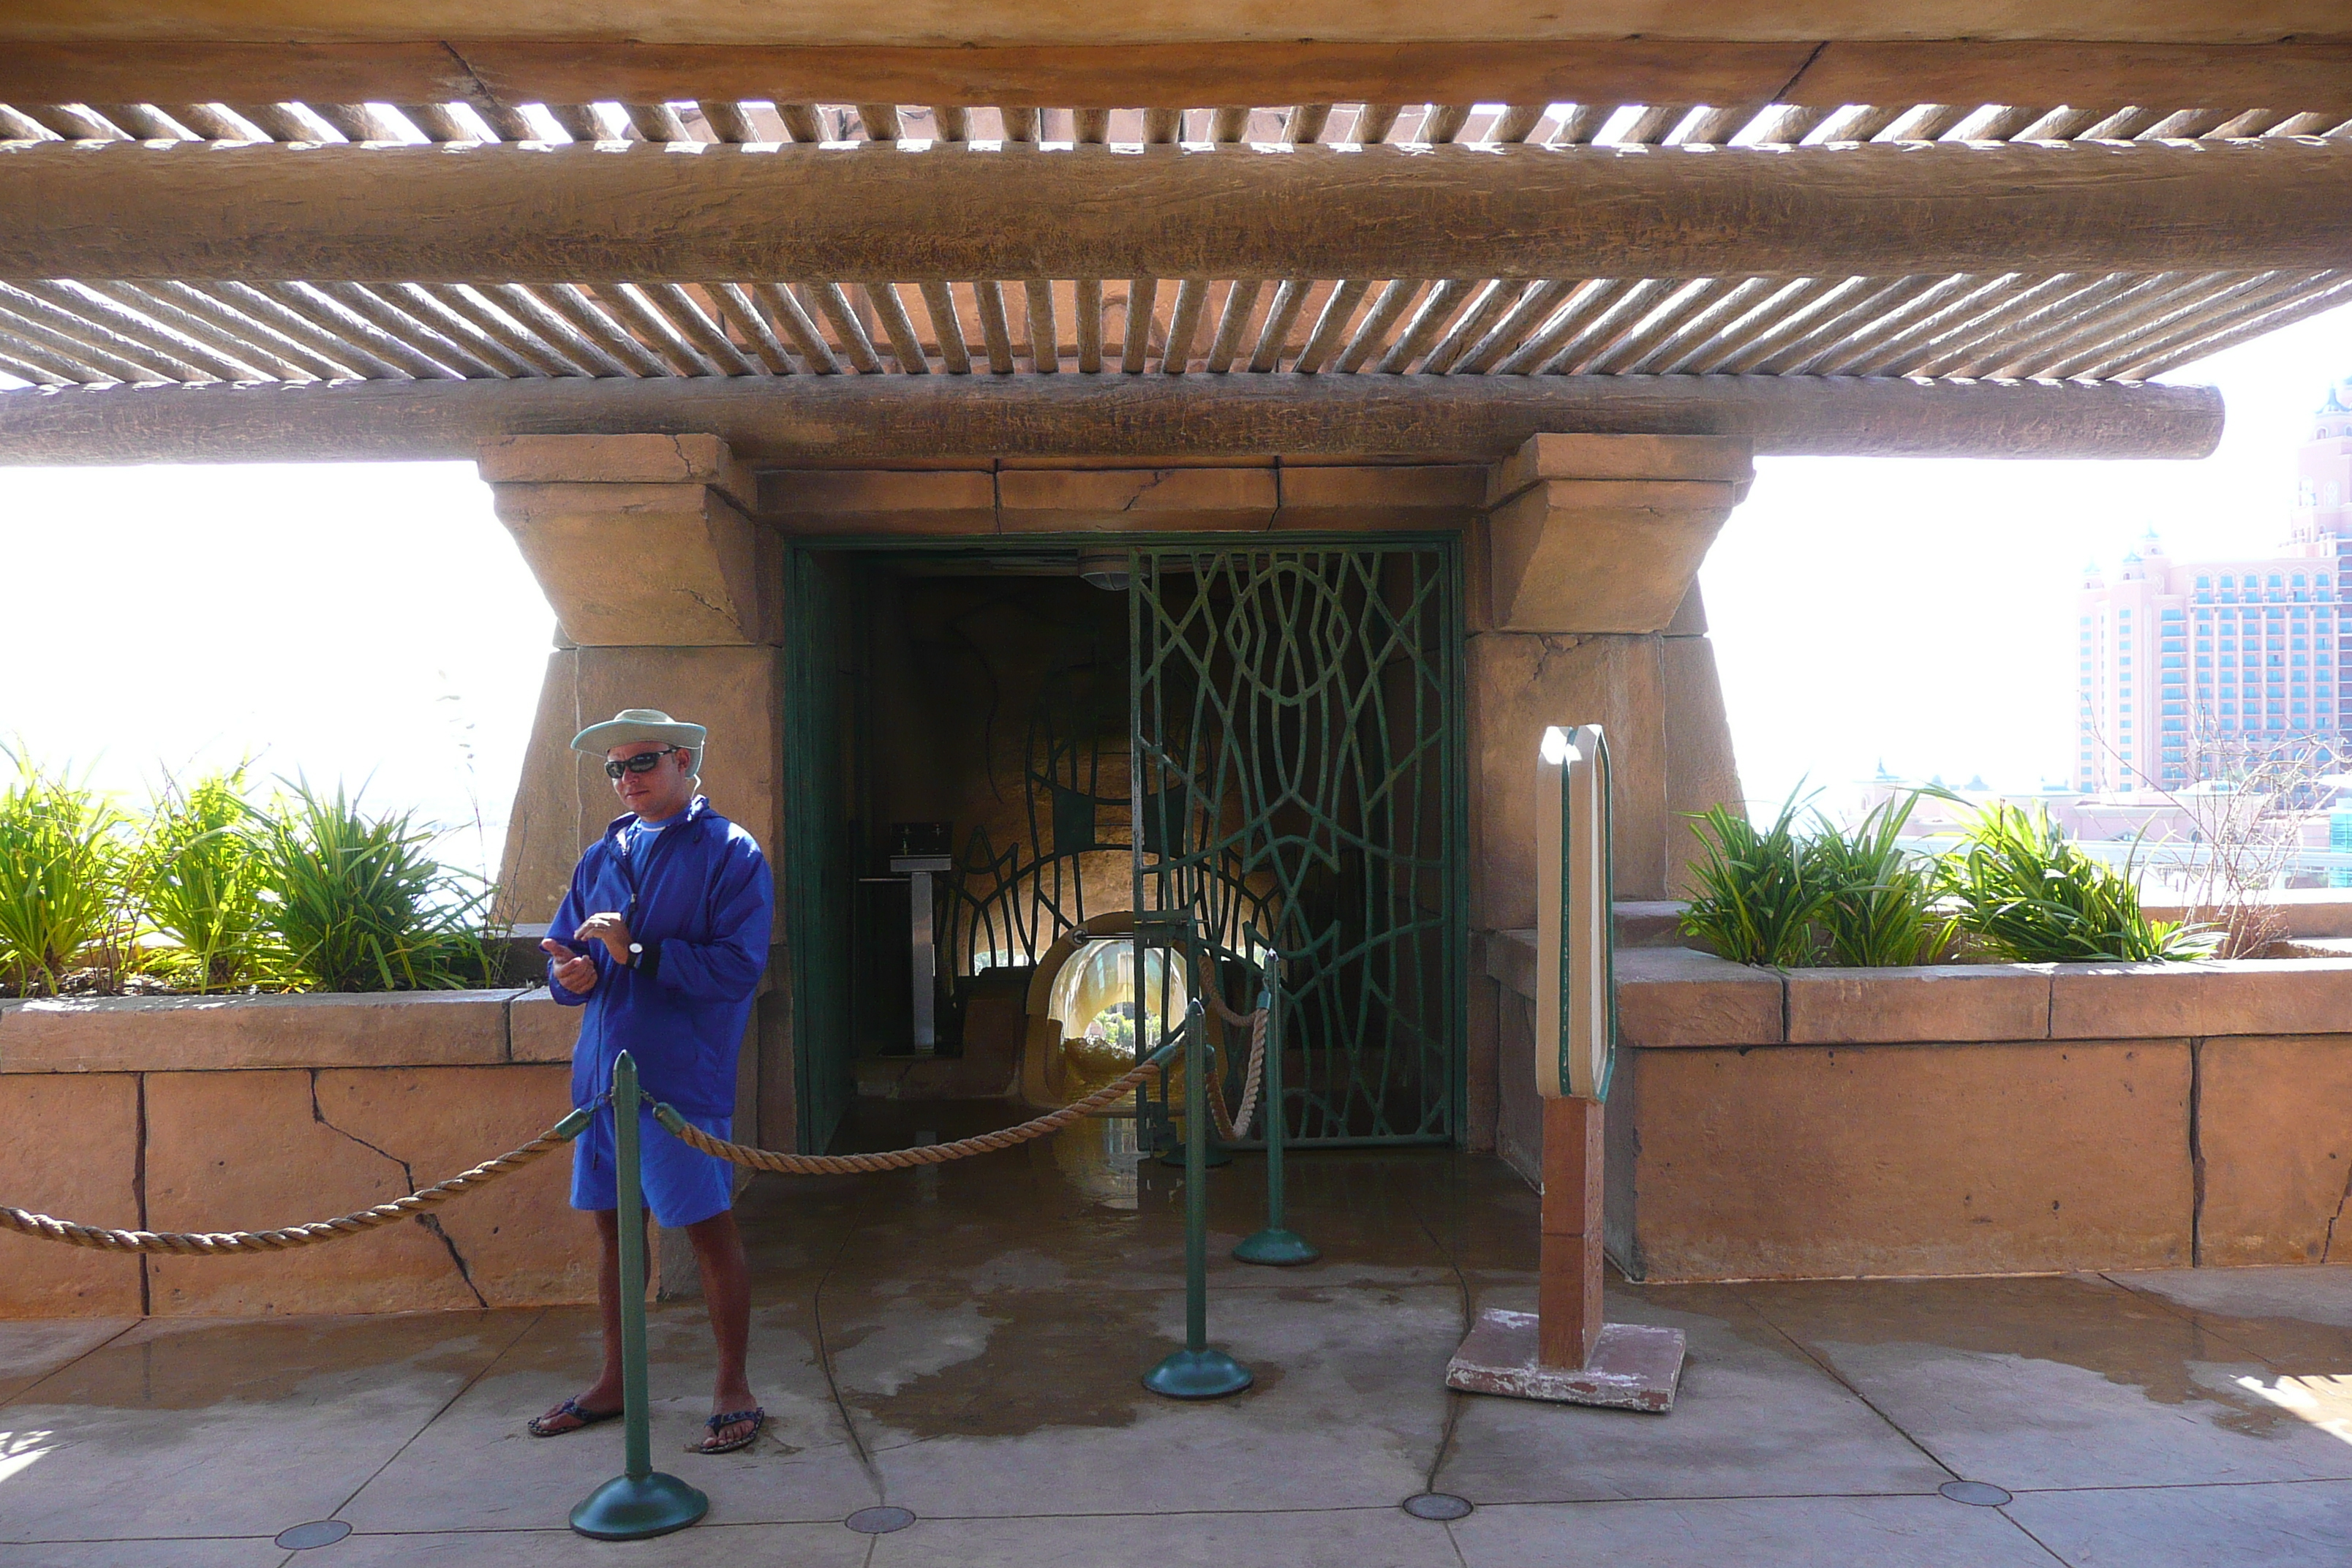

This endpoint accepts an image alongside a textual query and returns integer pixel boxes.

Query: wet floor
[1,1101,2349,1566]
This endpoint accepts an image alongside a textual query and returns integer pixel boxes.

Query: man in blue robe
[526,708,774,1456]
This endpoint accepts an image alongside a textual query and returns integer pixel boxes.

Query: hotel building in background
[2076,376,2352,794]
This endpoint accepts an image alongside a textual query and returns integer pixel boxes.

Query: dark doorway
[785,539,1463,1155]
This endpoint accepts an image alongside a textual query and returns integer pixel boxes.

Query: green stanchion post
[1232,948,1318,1266]
[570,1051,710,1541]
[1144,1000,1254,1399]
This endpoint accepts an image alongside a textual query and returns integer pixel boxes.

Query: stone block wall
[0,992,600,1318]
[1489,939,2352,1281]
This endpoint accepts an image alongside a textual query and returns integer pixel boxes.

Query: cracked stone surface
[135,1063,584,1317]
[3,1098,2349,1566]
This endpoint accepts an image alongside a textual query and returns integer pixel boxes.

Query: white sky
[0,461,553,877]
[1705,302,2352,815]
[0,301,2346,875]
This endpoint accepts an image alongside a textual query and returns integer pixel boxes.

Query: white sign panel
[1535,725,1615,1101]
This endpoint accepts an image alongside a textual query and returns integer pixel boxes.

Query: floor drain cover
[274,1520,354,1550]
[846,1506,917,1534]
[1403,1493,1474,1521]
[1940,1480,2013,1507]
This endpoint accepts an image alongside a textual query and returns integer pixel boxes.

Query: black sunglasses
[604,747,684,780]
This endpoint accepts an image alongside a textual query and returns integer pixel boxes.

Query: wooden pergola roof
[1,23,2348,462]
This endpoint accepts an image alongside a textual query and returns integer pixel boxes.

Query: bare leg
[533,1209,638,1432]
[687,1209,758,1447]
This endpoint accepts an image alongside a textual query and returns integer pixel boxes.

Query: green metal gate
[785,548,857,1154]
[1131,540,1465,1145]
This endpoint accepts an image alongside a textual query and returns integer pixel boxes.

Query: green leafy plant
[1808,791,1959,968]
[1940,801,2217,963]
[253,780,495,992]
[132,768,276,993]
[0,750,134,996]
[1677,786,1833,967]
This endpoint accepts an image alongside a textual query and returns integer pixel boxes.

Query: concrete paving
[1,1101,2349,1567]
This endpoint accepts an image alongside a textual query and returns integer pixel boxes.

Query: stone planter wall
[1486,936,2352,1282]
[0,988,602,1318]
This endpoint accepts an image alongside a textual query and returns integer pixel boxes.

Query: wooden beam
[1786,42,2352,121]
[0,374,2223,466]
[0,40,1809,113]
[7,139,2348,286]
[3,39,2348,118]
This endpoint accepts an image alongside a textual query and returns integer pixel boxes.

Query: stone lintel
[998,467,1278,532]
[1273,464,1487,530]
[753,462,1485,535]
[763,468,998,535]
[478,432,757,513]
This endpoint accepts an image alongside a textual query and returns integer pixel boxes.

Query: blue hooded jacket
[549,796,774,1119]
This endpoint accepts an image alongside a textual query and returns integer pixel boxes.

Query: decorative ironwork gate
[1131,541,1464,1145]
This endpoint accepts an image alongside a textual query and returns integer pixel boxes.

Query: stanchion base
[1232,1227,1320,1266]
[1142,1347,1254,1400]
[569,1472,710,1540]
[1444,1308,1686,1414]
[1155,1142,1233,1169]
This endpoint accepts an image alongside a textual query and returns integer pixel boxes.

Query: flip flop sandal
[527,1396,624,1438]
[690,1407,766,1455]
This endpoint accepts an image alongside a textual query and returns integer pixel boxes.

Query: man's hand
[541,938,598,995]
[574,912,635,967]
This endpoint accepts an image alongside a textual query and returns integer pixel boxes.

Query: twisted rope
[1200,997,1269,1144]
[657,1037,1183,1174]
[0,1108,592,1255]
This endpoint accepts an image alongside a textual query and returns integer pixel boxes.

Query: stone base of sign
[1444,1308,1686,1413]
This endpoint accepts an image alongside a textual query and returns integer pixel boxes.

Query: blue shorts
[569,1103,735,1229]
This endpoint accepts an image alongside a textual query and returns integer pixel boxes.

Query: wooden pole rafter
[7,138,2348,285]
[0,373,2223,465]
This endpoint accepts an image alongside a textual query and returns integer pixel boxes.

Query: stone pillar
[478,434,793,1147]
[1463,434,1750,1151]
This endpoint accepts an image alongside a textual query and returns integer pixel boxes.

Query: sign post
[1444,725,1687,1412]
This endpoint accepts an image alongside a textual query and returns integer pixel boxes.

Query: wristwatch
[627,940,660,979]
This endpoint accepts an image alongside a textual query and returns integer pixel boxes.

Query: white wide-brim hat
[571,709,708,755]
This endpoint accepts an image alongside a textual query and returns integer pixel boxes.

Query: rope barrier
[1178,950,1270,1144]
[655,1034,1188,1175]
[0,1107,594,1255]
[0,987,1262,1248]
[1202,1000,1268,1145]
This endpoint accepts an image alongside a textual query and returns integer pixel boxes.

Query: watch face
[629,943,644,954]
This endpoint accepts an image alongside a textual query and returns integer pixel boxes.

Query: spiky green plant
[252,780,494,992]
[0,750,133,996]
[1940,801,2217,963]
[1677,786,1833,967]
[1809,791,1959,968]
[132,768,277,993]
